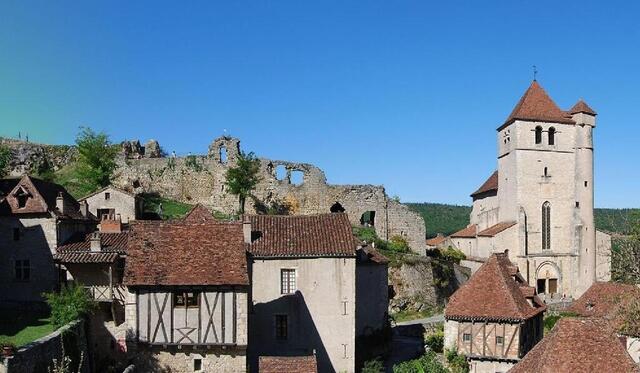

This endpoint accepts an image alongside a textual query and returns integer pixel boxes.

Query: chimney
[80,200,88,217]
[100,213,122,233]
[56,192,65,215]
[90,232,101,252]
[243,219,252,244]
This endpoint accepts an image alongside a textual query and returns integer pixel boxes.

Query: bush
[445,348,469,373]
[44,283,95,329]
[389,235,411,253]
[362,358,384,373]
[425,324,444,353]
[441,247,466,264]
[393,350,448,373]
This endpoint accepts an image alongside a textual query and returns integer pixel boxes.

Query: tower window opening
[542,202,551,250]
[219,146,228,164]
[584,181,588,187]
[548,127,556,145]
[544,167,548,177]
[535,126,543,144]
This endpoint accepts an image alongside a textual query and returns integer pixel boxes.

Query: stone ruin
[113,136,428,252]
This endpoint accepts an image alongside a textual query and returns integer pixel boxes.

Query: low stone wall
[0,320,89,373]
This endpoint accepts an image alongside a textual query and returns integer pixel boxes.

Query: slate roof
[259,355,317,373]
[499,81,575,130]
[470,171,498,198]
[124,221,249,286]
[445,252,545,321]
[450,224,478,238]
[182,204,216,222]
[568,281,640,334]
[569,99,597,115]
[509,318,639,373]
[477,221,517,237]
[247,213,358,258]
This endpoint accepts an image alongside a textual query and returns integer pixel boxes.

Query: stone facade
[79,186,140,223]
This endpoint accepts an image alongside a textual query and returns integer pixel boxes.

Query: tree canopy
[224,151,261,214]
[0,145,11,178]
[73,127,118,196]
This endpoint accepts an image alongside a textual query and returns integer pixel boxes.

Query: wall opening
[548,127,556,145]
[360,211,376,227]
[330,202,345,213]
[544,167,548,177]
[275,165,287,181]
[535,126,543,144]
[290,170,304,185]
[542,201,551,250]
[219,146,228,164]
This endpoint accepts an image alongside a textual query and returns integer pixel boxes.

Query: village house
[567,281,640,363]
[509,317,639,372]
[0,175,95,304]
[444,251,546,373]
[447,81,612,300]
[78,185,142,223]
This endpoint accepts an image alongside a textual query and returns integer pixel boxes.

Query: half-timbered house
[123,220,250,373]
[444,251,545,373]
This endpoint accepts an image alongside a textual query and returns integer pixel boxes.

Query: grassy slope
[408,202,640,238]
[0,309,55,347]
[140,193,193,220]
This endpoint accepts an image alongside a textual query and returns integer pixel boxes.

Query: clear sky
[1,1,638,208]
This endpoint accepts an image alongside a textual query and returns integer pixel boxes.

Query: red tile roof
[445,252,545,322]
[124,221,249,286]
[569,99,597,115]
[182,204,215,222]
[54,251,119,264]
[568,282,640,334]
[57,232,129,253]
[247,213,358,258]
[259,355,317,373]
[477,221,517,237]
[426,235,446,246]
[470,171,498,198]
[499,81,575,130]
[509,318,639,373]
[358,245,389,264]
[450,224,478,238]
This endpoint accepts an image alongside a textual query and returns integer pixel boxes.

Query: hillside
[408,203,640,238]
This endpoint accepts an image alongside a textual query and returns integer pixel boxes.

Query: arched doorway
[536,262,561,299]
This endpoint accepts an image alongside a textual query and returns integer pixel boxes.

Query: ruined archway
[360,211,376,227]
[330,202,345,213]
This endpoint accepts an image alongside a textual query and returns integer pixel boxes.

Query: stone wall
[0,320,89,373]
[130,346,246,373]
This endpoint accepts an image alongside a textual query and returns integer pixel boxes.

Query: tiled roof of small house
[54,251,120,264]
[426,235,446,246]
[358,245,389,265]
[509,318,640,373]
[57,231,129,253]
[124,220,249,286]
[0,176,87,219]
[247,213,358,258]
[470,171,498,198]
[182,204,216,222]
[477,221,517,237]
[450,224,478,238]
[569,99,597,115]
[445,252,545,322]
[259,355,318,373]
[567,281,640,333]
[499,81,575,130]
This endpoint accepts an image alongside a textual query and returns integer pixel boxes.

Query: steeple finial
[532,65,538,81]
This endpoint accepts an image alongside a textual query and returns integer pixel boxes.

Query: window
[105,192,111,200]
[548,127,556,145]
[15,260,30,281]
[275,315,288,340]
[544,167,548,177]
[193,358,202,371]
[462,333,471,342]
[548,279,558,294]
[535,126,543,144]
[496,336,504,345]
[576,201,580,208]
[280,269,296,294]
[173,291,200,308]
[13,228,20,241]
[542,202,551,250]
[584,181,588,187]
[17,194,27,208]
[537,279,546,294]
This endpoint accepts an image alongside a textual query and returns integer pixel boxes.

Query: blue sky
[0,1,638,207]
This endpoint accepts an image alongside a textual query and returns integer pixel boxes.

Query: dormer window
[14,187,30,208]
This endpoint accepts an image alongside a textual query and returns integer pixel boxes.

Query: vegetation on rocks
[0,144,12,177]
[424,324,445,353]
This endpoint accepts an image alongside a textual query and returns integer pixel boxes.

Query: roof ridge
[500,81,576,130]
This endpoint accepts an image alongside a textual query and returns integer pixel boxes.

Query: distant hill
[407,202,640,238]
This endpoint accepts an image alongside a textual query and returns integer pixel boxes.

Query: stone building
[246,213,361,373]
[0,175,95,304]
[448,81,611,300]
[123,219,250,373]
[509,317,639,373]
[567,281,640,363]
[444,252,545,373]
[78,185,142,223]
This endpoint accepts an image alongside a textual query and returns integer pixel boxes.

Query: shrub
[424,324,444,353]
[185,155,203,172]
[445,348,469,373]
[393,350,448,373]
[441,247,466,264]
[44,283,95,329]
[388,235,411,253]
[362,358,384,373]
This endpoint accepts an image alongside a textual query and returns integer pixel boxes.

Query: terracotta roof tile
[569,99,597,115]
[183,204,215,222]
[57,232,129,253]
[426,235,446,246]
[471,171,498,198]
[259,355,317,373]
[54,251,119,263]
[477,221,517,237]
[509,318,639,373]
[500,81,576,130]
[124,221,249,286]
[568,282,640,333]
[358,245,389,264]
[445,252,545,321]
[450,224,478,238]
[247,213,358,257]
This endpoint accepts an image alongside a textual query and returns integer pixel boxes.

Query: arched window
[548,127,556,145]
[542,202,551,250]
[535,126,543,144]
[544,167,548,177]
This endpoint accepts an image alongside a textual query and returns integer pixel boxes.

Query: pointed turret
[499,81,575,130]
[570,99,597,116]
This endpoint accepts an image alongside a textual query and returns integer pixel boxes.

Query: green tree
[0,144,11,178]
[73,127,118,196]
[612,212,640,284]
[43,283,95,328]
[224,151,261,214]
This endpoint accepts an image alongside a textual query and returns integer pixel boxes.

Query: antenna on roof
[532,65,538,81]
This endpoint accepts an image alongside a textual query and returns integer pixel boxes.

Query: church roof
[569,99,597,115]
[445,252,545,322]
[470,170,498,198]
[477,221,517,237]
[499,81,575,130]
[450,224,478,238]
[509,318,639,373]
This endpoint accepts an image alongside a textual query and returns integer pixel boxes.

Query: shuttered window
[280,269,296,294]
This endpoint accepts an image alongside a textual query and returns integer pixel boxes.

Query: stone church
[448,81,611,300]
